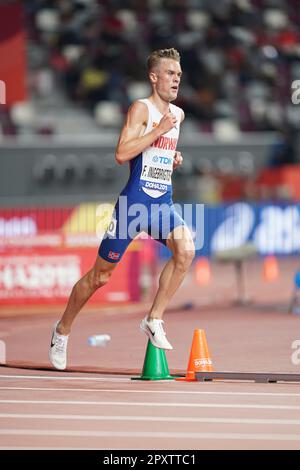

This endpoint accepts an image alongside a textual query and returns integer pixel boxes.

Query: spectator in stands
[2,0,300,137]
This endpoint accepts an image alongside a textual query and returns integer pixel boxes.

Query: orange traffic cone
[263,255,279,282]
[176,329,213,382]
[195,257,211,285]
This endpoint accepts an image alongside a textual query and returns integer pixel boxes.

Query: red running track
[1,258,300,449]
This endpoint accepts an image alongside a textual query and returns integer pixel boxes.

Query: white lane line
[1,399,300,410]
[0,447,120,450]
[1,413,300,425]
[2,429,300,441]
[1,385,300,398]
[0,374,130,382]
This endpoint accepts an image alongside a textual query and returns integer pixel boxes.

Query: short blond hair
[147,48,180,72]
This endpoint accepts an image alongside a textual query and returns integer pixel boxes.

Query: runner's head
[147,48,182,102]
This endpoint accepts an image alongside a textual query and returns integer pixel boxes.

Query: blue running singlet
[99,98,186,263]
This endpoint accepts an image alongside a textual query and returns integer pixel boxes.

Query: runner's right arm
[115,101,177,164]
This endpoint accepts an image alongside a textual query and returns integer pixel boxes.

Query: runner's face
[154,59,182,102]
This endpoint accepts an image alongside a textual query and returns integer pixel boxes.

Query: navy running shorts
[98,192,186,263]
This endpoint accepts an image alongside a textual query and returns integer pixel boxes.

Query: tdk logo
[152,156,172,165]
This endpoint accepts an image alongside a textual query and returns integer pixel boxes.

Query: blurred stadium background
[1,0,300,311]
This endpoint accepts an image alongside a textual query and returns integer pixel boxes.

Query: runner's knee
[88,268,113,291]
[174,245,195,272]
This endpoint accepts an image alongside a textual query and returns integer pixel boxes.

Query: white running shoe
[140,317,173,350]
[49,321,69,370]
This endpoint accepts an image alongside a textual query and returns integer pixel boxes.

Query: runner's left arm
[173,109,185,170]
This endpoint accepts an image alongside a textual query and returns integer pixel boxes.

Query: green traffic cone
[132,340,177,381]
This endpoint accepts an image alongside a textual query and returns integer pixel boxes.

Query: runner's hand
[158,112,177,134]
[173,151,183,169]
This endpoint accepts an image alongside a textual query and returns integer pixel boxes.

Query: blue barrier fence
[158,202,300,259]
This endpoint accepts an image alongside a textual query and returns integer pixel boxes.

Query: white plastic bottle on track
[88,334,111,347]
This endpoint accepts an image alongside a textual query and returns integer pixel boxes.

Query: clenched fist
[158,112,177,134]
[173,151,183,169]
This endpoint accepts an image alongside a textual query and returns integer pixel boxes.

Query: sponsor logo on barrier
[0,255,81,297]
[0,216,37,237]
[211,202,300,255]
[0,245,138,304]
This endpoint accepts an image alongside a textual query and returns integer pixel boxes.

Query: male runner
[49,48,195,370]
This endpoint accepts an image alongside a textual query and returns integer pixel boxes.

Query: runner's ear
[149,71,158,85]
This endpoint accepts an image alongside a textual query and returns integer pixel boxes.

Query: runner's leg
[148,224,195,321]
[57,255,117,335]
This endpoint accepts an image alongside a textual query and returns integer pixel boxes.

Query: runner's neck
[147,96,171,115]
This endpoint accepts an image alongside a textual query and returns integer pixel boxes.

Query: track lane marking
[0,374,129,382]
[1,385,300,398]
[2,429,300,441]
[1,413,300,425]
[1,399,300,409]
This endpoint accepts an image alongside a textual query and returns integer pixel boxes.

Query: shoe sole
[140,323,173,350]
[48,348,66,370]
